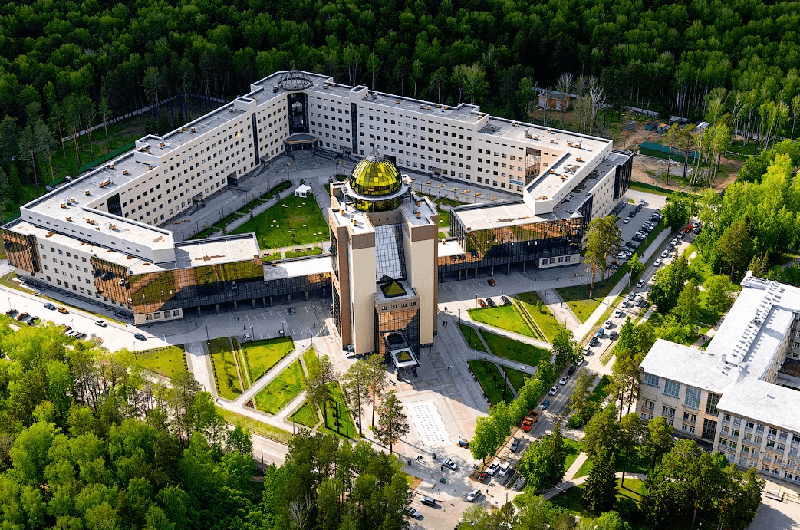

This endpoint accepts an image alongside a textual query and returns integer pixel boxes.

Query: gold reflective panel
[350,154,401,197]
[91,257,131,304]
[1,229,41,273]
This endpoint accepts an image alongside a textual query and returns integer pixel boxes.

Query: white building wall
[348,245,376,355]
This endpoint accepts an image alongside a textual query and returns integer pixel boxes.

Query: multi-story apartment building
[2,70,628,327]
[638,273,800,484]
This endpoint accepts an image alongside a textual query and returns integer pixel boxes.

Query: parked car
[466,489,481,502]
[661,250,670,258]
[458,438,470,448]
[478,299,486,308]
[614,309,624,318]
[604,320,613,329]
[654,258,663,267]
[406,507,422,518]
[609,331,619,340]
[622,218,630,224]
[134,333,147,341]
[636,279,645,288]
[486,462,500,476]
[421,496,437,507]
[510,439,520,452]
[486,298,496,308]
[501,295,512,306]
[57,306,68,314]
[567,365,577,375]
[44,302,56,310]
[95,320,107,327]
[74,332,87,339]
[243,333,252,341]
[596,328,605,337]
[548,385,558,396]
[559,376,568,385]
[541,399,550,410]
[498,463,511,477]
[5,309,18,318]
[487,278,496,286]
[443,458,458,470]
[589,336,600,347]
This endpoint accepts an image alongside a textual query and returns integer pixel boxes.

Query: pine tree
[584,446,617,513]
[374,390,409,454]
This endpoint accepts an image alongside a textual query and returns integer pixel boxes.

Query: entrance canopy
[284,132,319,146]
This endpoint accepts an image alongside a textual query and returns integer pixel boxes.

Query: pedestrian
[440,465,443,472]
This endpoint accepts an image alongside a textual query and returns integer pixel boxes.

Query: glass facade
[439,214,583,279]
[93,256,330,316]
[375,224,407,281]
[1,228,41,274]
[374,306,420,357]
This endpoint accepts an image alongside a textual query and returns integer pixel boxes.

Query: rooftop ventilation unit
[122,170,129,175]
[66,216,72,221]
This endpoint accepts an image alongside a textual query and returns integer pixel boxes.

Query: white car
[559,377,568,385]
[614,309,624,318]
[442,458,458,470]
[604,320,613,329]
[466,489,481,502]
[486,462,500,476]
[406,507,422,518]
[622,218,630,224]
[654,258,663,267]
[661,250,669,258]
[95,320,107,327]
[636,279,645,288]
[548,386,558,396]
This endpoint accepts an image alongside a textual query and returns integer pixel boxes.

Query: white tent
[294,184,311,198]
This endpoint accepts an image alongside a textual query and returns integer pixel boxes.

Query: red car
[478,299,487,307]
[487,278,496,286]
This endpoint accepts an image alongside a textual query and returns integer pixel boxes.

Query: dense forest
[0,318,415,530]
[2,0,800,218]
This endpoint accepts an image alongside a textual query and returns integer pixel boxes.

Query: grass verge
[208,337,244,400]
[467,359,514,405]
[468,305,535,338]
[128,345,187,380]
[291,401,320,428]
[480,329,549,367]
[254,359,306,414]
[563,439,583,472]
[216,407,292,445]
[318,382,359,439]
[504,366,532,392]
[458,323,487,352]
[516,291,562,342]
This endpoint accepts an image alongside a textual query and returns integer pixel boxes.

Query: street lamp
[281,321,286,335]
[476,293,479,309]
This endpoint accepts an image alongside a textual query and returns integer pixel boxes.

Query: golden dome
[350,154,402,197]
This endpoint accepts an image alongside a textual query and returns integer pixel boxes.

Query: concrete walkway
[464,318,552,350]
[543,462,648,500]
[233,345,306,405]
[541,288,581,329]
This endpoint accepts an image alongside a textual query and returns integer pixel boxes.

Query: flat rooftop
[150,104,249,156]
[21,151,174,250]
[717,378,800,435]
[640,339,735,394]
[453,200,547,231]
[262,255,332,280]
[438,239,466,258]
[174,235,260,269]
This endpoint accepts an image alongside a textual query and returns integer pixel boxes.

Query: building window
[644,373,659,387]
[706,392,721,415]
[663,379,680,398]
[684,386,701,410]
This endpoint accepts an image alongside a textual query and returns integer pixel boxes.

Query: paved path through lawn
[464,317,552,350]
[233,345,306,406]
[541,288,581,329]
[186,341,215,396]
[543,468,648,500]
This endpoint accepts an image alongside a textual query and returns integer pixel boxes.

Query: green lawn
[438,207,451,228]
[573,446,651,480]
[588,375,613,405]
[557,264,632,323]
[458,323,487,352]
[242,337,295,382]
[468,305,535,338]
[318,382,359,439]
[291,401,320,428]
[285,247,322,258]
[254,360,306,414]
[467,359,514,405]
[563,439,583,472]
[232,193,329,250]
[208,337,244,400]
[550,477,648,524]
[303,347,320,374]
[516,291,562,342]
[289,382,359,439]
[504,366,532,392]
[216,407,293,445]
[128,345,187,380]
[480,329,550,367]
